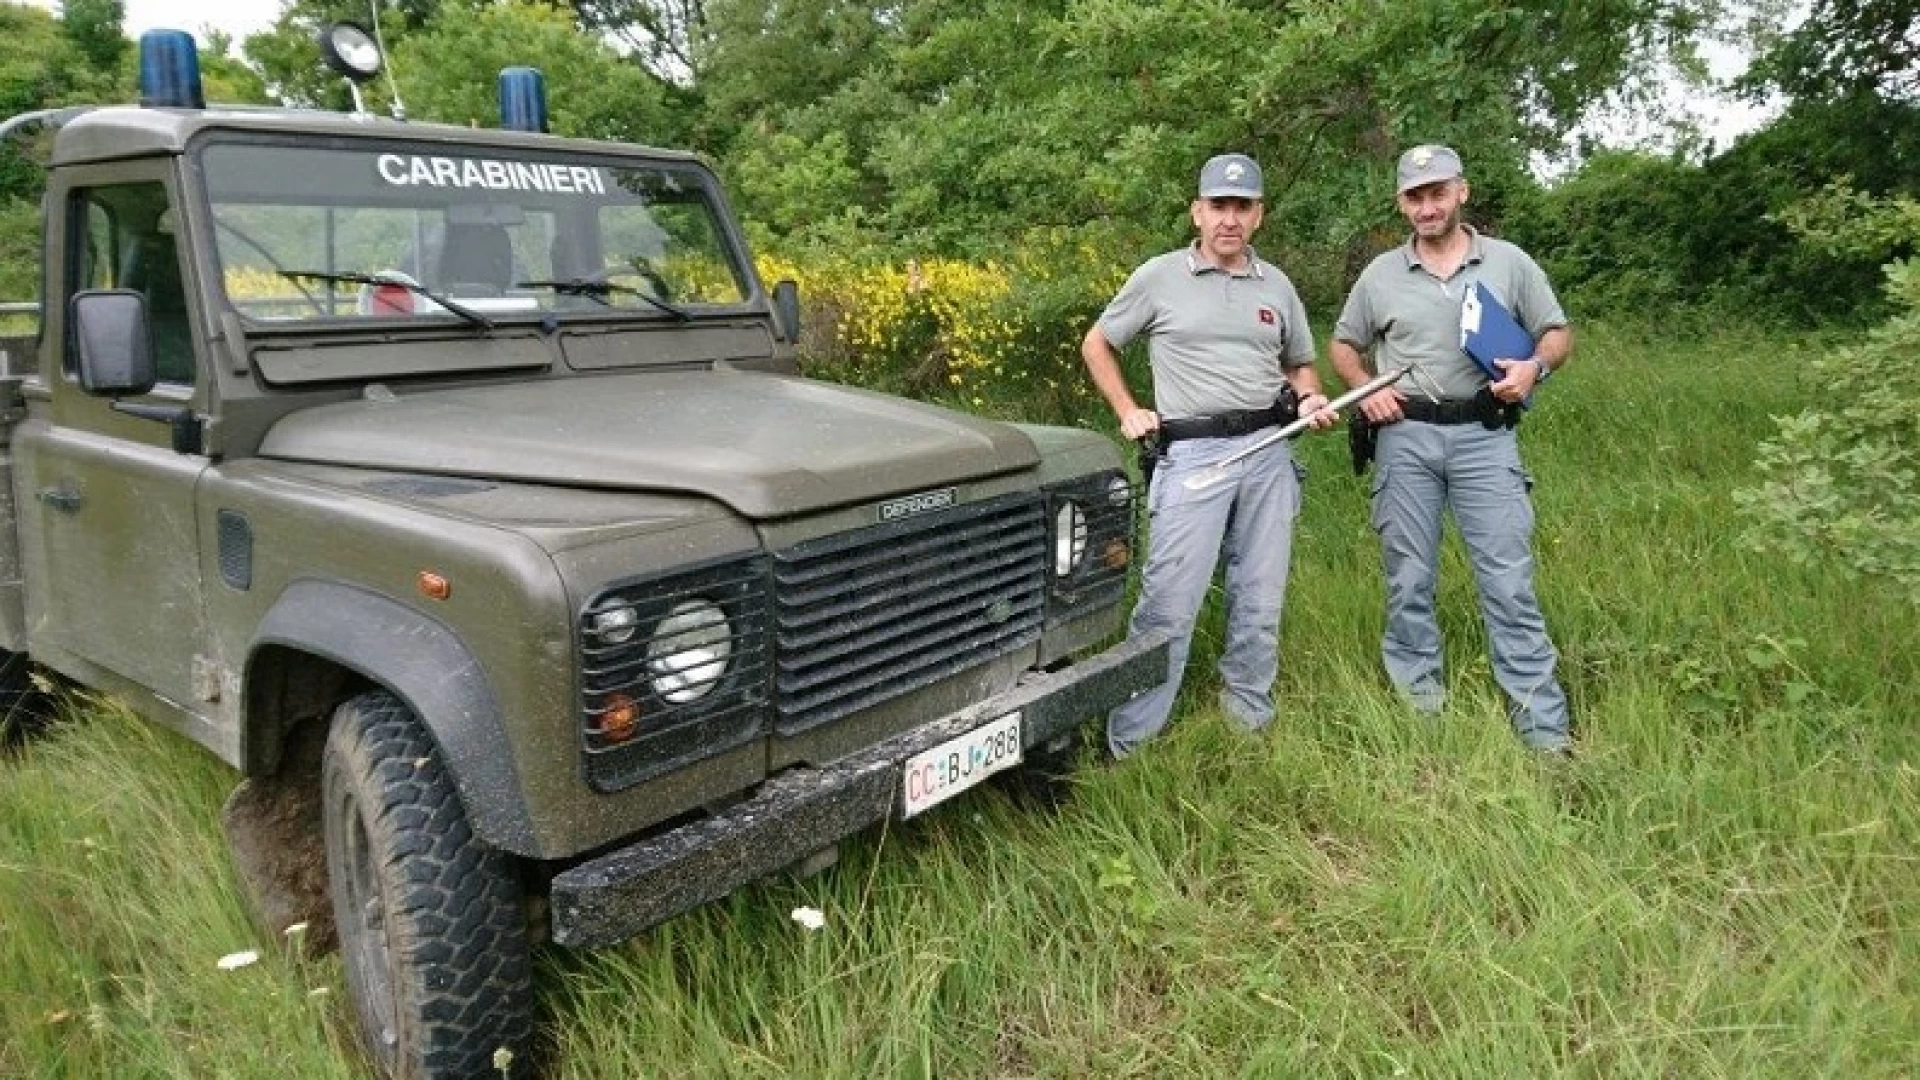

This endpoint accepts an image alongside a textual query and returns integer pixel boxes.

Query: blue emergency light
[138,29,205,110]
[499,68,549,133]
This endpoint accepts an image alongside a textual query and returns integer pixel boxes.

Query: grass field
[2,323,1915,1078]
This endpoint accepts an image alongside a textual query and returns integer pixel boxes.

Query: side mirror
[772,279,801,344]
[71,289,157,397]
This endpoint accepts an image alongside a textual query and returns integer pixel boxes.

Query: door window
[69,183,195,386]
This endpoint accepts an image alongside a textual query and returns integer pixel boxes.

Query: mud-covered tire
[321,691,533,1079]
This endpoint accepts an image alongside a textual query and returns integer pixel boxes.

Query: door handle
[37,487,83,512]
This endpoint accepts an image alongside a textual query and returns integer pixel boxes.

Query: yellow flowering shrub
[756,236,1129,425]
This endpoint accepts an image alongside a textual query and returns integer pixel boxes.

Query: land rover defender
[0,26,1164,1079]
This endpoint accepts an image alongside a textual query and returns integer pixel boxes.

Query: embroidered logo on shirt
[1257,306,1275,325]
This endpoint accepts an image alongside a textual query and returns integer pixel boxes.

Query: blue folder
[1459,280,1536,380]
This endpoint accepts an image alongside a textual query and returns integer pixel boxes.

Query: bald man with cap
[1081,152,1337,759]
[1328,144,1575,754]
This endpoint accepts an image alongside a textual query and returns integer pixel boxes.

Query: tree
[0,2,130,303]
[1743,0,1920,102]
[195,32,272,105]
[392,0,680,143]
[569,0,707,84]
[1505,90,1920,325]
[0,2,133,202]
[702,0,1719,282]
[244,1,422,110]
[61,0,127,77]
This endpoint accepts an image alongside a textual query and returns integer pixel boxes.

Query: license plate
[900,711,1023,818]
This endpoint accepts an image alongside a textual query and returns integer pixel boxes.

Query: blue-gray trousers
[1370,420,1570,748]
[1108,430,1301,757]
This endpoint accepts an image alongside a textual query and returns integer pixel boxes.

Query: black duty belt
[1401,390,1521,430]
[1158,400,1296,443]
[1142,389,1300,488]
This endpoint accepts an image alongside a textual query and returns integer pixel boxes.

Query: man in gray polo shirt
[1082,152,1336,758]
[1328,144,1573,752]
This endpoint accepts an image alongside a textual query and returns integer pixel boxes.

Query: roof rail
[0,106,96,144]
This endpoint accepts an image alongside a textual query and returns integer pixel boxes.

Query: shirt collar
[1401,225,1484,272]
[1186,242,1266,279]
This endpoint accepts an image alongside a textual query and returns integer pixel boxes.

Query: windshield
[198,140,751,325]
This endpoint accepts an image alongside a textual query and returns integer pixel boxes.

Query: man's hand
[1296,391,1339,431]
[1118,407,1160,440]
[1490,358,1539,403]
[1356,385,1407,425]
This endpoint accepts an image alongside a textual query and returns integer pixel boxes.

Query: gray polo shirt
[1098,246,1316,420]
[1333,228,1566,402]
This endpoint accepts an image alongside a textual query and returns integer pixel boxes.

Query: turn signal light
[417,571,452,600]
[599,693,640,744]
[1102,539,1131,570]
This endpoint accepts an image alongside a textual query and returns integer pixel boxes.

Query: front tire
[322,691,533,1079]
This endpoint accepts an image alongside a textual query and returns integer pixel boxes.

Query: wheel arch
[244,578,541,856]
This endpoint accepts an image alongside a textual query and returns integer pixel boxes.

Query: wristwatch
[1531,357,1551,384]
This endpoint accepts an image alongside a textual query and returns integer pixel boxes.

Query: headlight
[1053,501,1088,577]
[646,600,732,703]
[1107,474,1133,507]
[589,604,639,644]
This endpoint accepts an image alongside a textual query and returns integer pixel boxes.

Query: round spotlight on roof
[318,22,383,84]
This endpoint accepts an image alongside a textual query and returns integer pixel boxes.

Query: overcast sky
[25,0,283,43]
[119,0,284,42]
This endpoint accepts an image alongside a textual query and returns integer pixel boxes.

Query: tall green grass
[3,324,1915,1077]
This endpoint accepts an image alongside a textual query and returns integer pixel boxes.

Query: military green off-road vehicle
[0,26,1164,1080]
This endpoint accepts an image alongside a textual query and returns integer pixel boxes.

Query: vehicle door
[13,164,212,718]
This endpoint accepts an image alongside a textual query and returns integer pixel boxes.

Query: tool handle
[1183,366,1410,485]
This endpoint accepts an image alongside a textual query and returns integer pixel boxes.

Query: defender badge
[878,487,956,523]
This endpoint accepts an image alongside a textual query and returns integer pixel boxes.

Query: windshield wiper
[514,277,691,322]
[280,270,494,331]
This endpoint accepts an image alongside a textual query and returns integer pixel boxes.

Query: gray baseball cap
[1396,144,1464,193]
[1198,153,1263,199]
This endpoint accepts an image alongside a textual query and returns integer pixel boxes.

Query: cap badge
[1224,162,1245,181]
[1412,148,1433,169]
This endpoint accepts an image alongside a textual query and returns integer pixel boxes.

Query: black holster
[1482,388,1524,431]
[1349,413,1377,475]
[1137,430,1163,490]
[1275,383,1302,426]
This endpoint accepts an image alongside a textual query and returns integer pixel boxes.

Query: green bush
[0,196,39,309]
[1736,257,1920,604]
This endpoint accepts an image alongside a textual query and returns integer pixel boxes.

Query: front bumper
[549,631,1168,948]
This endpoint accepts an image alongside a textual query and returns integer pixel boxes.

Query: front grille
[578,555,771,792]
[771,492,1047,733]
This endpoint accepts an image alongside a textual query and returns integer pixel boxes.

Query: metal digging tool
[1180,364,1438,491]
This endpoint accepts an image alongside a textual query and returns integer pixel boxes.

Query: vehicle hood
[256,370,1040,518]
